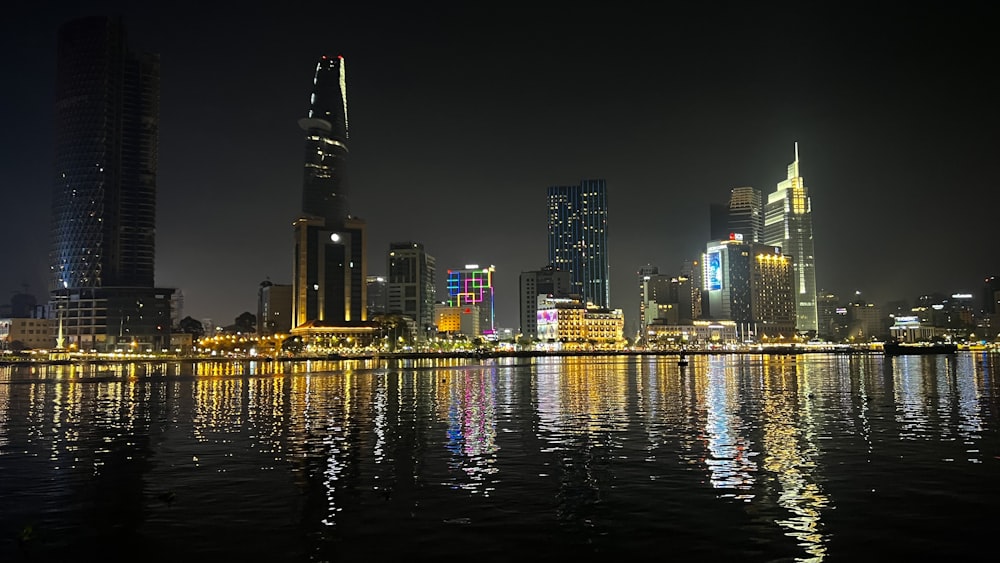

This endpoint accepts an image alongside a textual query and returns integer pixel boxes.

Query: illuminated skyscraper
[763,143,818,333]
[292,55,368,330]
[48,16,173,352]
[547,179,610,308]
[446,264,495,335]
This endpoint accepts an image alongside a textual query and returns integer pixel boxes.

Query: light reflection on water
[0,352,998,561]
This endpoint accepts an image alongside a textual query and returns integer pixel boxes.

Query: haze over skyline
[2,1,997,333]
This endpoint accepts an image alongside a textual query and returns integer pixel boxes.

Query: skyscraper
[763,143,818,333]
[292,55,369,331]
[386,242,436,342]
[49,16,173,352]
[710,187,763,243]
[727,186,763,242]
[547,179,610,308]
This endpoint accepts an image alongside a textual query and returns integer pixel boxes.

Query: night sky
[2,1,997,333]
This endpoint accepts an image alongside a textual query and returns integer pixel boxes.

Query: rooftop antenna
[794,141,799,162]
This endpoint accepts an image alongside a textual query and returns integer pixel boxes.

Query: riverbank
[1,343,945,366]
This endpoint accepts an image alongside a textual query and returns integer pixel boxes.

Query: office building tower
[547,179,610,308]
[704,237,796,340]
[48,16,173,352]
[763,143,818,333]
[386,242,436,341]
[710,187,762,243]
[366,275,387,318]
[519,265,572,340]
[446,264,496,335]
[637,264,659,332]
[257,280,292,336]
[292,55,368,330]
[727,187,763,242]
[816,291,844,342]
[680,258,703,321]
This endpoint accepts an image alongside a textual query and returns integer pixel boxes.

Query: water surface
[1,352,997,561]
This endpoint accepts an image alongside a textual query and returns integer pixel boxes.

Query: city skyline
[2,2,998,333]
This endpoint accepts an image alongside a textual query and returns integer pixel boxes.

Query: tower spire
[794,141,799,162]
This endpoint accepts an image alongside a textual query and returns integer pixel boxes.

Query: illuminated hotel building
[763,143,818,333]
[547,179,610,308]
[434,302,479,336]
[536,295,624,349]
[292,55,371,337]
[704,236,796,340]
[48,16,174,352]
[445,264,495,335]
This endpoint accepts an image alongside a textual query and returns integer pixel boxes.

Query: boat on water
[883,342,958,356]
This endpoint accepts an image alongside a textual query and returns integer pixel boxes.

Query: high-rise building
[445,264,495,335]
[48,16,173,352]
[366,275,387,318]
[710,187,763,243]
[519,265,573,340]
[257,280,292,336]
[386,242,436,341]
[547,179,610,309]
[727,187,763,242]
[291,55,369,333]
[763,143,818,333]
[680,258,704,321]
[704,237,796,340]
[637,264,659,332]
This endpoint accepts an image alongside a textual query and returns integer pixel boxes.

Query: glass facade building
[292,55,368,329]
[763,143,818,333]
[547,179,610,309]
[48,16,173,352]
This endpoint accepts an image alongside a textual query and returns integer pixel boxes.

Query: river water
[1,352,997,561]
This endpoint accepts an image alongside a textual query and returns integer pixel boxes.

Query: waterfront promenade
[0,342,909,366]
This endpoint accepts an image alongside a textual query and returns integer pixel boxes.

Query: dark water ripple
[1,352,998,561]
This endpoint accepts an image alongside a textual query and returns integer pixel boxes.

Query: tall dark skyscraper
[547,179,610,308]
[292,55,369,331]
[49,16,173,352]
[710,187,763,242]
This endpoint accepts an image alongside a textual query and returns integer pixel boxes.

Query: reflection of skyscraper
[292,55,368,330]
[763,143,818,333]
[547,179,610,308]
[49,16,173,352]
